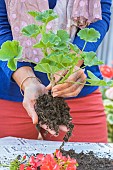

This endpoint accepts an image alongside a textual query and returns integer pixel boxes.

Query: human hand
[47,66,86,98]
[22,77,68,135]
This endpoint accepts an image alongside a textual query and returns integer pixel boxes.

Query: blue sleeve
[0,0,33,80]
[73,0,112,52]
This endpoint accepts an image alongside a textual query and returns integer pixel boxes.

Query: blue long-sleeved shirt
[0,0,112,102]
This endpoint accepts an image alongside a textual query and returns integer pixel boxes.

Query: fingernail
[52,89,58,92]
[53,93,58,97]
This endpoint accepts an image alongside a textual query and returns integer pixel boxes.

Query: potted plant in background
[100,64,113,142]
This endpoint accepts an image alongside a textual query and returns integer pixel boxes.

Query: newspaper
[0,137,113,169]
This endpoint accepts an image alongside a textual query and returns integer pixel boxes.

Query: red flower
[29,156,37,169]
[26,167,32,170]
[66,164,77,170]
[100,65,113,78]
[40,154,60,170]
[19,150,78,170]
[19,164,25,170]
[22,155,26,160]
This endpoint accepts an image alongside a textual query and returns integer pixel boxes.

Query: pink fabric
[4,0,101,63]
[0,99,38,139]
[0,90,108,142]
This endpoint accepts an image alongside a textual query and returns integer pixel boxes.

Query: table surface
[0,137,113,169]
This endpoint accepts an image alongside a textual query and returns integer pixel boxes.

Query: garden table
[0,137,113,169]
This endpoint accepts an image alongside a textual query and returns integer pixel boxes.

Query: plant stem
[72,65,86,74]
[82,41,87,51]
[0,164,9,167]
[60,80,90,86]
[42,48,48,57]
[58,66,74,84]
[50,74,56,87]
[47,73,51,81]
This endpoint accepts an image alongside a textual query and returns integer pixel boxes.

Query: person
[0,0,112,142]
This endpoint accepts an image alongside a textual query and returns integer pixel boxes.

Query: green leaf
[22,24,40,38]
[103,99,113,107]
[34,63,63,74]
[86,70,107,86]
[57,30,70,44]
[69,43,80,53]
[28,10,58,24]
[77,28,100,42]
[28,11,39,17]
[7,58,17,71]
[0,40,22,61]
[34,32,61,49]
[107,114,113,125]
[42,32,61,47]
[107,80,113,87]
[33,41,46,48]
[35,10,58,24]
[39,57,66,70]
[47,52,73,65]
[83,52,103,66]
[52,44,69,53]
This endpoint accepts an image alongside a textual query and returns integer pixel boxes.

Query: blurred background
[97,2,113,66]
[98,2,113,143]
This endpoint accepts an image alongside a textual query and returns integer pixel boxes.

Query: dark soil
[61,149,113,170]
[34,93,74,142]
[34,93,113,169]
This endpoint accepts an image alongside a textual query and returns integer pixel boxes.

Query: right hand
[22,77,47,124]
[22,77,68,135]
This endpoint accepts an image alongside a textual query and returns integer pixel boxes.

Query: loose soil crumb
[34,94,74,142]
[61,149,113,170]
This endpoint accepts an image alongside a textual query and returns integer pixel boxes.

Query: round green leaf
[0,40,22,61]
[22,24,40,38]
[77,28,100,42]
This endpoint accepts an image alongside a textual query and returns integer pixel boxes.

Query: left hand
[46,66,86,98]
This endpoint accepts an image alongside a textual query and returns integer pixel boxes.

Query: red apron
[0,89,108,142]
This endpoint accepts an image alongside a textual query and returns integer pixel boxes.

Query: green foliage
[34,32,61,48]
[103,97,113,142]
[0,41,22,70]
[83,52,103,66]
[9,159,20,170]
[107,80,113,87]
[28,9,58,24]
[0,9,112,88]
[22,24,40,38]
[35,63,63,74]
[77,28,100,42]
[57,30,70,44]
[69,43,80,53]
[86,71,108,86]
[103,99,113,125]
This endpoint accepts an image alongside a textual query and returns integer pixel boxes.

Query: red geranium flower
[100,65,113,78]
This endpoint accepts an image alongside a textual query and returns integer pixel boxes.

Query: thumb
[32,112,38,124]
[26,106,38,124]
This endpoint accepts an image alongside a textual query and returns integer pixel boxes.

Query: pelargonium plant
[0,8,113,170]
[0,150,78,170]
[0,9,113,87]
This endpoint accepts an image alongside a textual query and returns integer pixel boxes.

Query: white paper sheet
[0,137,113,169]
